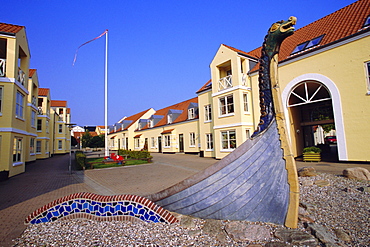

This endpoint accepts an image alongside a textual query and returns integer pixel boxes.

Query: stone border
[25,192,178,225]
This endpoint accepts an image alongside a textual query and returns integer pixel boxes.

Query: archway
[282,73,348,161]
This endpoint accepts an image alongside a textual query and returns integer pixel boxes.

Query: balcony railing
[17,68,25,85]
[0,59,5,77]
[37,107,43,115]
[218,75,232,91]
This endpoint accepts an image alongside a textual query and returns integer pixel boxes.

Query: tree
[89,135,105,150]
[81,130,92,148]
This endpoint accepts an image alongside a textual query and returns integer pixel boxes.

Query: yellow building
[0,23,31,178]
[50,100,71,155]
[36,88,51,159]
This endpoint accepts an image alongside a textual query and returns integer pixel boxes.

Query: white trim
[27,103,38,111]
[13,162,23,167]
[0,127,37,136]
[214,122,254,130]
[282,73,348,161]
[56,137,67,140]
[36,137,50,140]
[212,85,251,97]
[219,113,235,118]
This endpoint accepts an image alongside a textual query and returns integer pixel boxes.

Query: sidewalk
[0,152,368,246]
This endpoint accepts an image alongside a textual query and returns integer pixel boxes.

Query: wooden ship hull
[148,120,290,225]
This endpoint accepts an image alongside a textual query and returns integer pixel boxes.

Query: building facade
[0,23,73,179]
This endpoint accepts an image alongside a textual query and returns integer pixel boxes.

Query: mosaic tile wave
[25,192,178,225]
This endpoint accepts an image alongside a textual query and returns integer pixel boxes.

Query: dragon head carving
[265,16,297,57]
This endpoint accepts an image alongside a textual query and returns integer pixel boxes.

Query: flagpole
[104,30,109,157]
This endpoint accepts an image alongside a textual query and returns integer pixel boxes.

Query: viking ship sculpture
[148,17,299,228]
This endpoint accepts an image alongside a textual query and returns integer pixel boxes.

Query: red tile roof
[38,88,50,96]
[161,129,174,134]
[51,100,67,107]
[29,69,36,77]
[0,23,24,34]
[196,79,212,94]
[249,0,370,69]
[123,109,153,130]
[148,97,198,128]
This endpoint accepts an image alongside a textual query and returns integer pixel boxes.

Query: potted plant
[303,146,322,162]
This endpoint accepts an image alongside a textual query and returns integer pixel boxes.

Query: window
[167,114,173,124]
[206,133,213,150]
[246,129,251,139]
[149,119,154,128]
[190,132,196,146]
[291,35,324,54]
[164,135,171,147]
[243,93,249,112]
[36,140,42,153]
[45,140,49,153]
[58,124,63,134]
[0,86,3,113]
[188,108,195,120]
[219,94,234,116]
[37,119,42,131]
[135,137,140,148]
[31,111,36,127]
[366,61,370,94]
[221,130,236,150]
[46,120,49,133]
[13,137,22,163]
[58,140,62,150]
[151,137,156,148]
[30,138,35,154]
[204,104,212,121]
[16,91,24,118]
[38,98,43,107]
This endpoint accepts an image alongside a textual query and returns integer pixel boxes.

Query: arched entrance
[282,73,348,161]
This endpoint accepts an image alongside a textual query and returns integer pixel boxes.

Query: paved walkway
[0,152,369,246]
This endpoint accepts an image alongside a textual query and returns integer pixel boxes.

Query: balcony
[37,107,43,115]
[218,75,232,91]
[0,59,5,77]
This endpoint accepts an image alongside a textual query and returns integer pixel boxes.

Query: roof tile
[0,22,24,34]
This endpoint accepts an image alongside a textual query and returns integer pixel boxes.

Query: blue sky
[2,0,355,126]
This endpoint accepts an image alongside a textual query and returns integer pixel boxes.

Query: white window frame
[221,130,236,151]
[204,104,212,122]
[188,108,195,120]
[37,119,42,131]
[16,91,24,119]
[46,120,49,133]
[164,135,171,148]
[167,114,173,124]
[243,93,249,112]
[31,110,36,128]
[149,119,154,128]
[366,61,370,95]
[30,138,35,154]
[206,133,213,151]
[45,140,49,154]
[13,137,22,164]
[58,124,63,134]
[58,140,63,150]
[189,132,196,147]
[36,140,42,153]
[219,94,234,116]
[151,137,156,148]
[135,137,140,148]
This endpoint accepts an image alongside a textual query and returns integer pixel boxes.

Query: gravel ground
[13,173,370,246]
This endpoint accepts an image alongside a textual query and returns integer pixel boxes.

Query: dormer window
[167,114,173,124]
[149,119,154,128]
[364,15,370,28]
[188,108,195,120]
[291,35,325,55]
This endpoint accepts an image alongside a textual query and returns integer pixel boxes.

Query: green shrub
[303,146,322,154]
[75,151,87,170]
[117,150,152,160]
